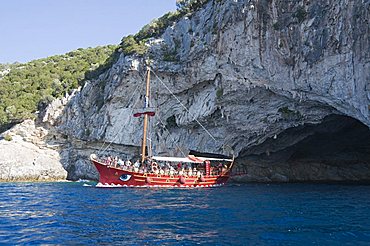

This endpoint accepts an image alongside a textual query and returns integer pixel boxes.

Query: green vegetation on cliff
[0,0,210,129]
[120,0,210,56]
[0,45,118,127]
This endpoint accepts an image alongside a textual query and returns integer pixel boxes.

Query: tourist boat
[90,67,234,187]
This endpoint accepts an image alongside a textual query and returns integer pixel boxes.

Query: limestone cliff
[0,120,67,181]
[50,0,369,182]
[2,0,369,182]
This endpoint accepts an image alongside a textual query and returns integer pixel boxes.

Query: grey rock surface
[53,0,369,181]
[2,0,369,182]
[0,120,67,181]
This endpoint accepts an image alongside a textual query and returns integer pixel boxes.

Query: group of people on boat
[103,156,228,177]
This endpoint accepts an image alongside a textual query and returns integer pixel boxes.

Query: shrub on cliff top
[3,134,12,141]
[120,11,183,56]
[120,36,148,56]
[176,0,210,13]
[120,0,210,56]
[0,45,117,126]
[135,11,183,41]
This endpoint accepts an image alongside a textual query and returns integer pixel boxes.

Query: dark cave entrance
[236,115,370,182]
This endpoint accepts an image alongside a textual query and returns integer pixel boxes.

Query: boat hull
[91,159,230,188]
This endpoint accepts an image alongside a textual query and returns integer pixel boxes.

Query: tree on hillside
[0,45,118,128]
[176,0,191,9]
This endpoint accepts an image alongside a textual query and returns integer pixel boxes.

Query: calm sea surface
[0,182,370,245]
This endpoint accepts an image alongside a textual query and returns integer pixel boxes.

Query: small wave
[96,182,126,188]
[77,179,93,183]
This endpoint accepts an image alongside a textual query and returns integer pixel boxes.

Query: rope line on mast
[151,69,217,143]
[148,70,187,158]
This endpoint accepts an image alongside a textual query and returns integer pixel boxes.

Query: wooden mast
[141,67,151,163]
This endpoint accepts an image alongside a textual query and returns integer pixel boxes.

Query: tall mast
[141,67,151,163]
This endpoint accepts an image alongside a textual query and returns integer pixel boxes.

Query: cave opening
[236,115,370,182]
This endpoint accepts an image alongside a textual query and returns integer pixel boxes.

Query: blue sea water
[0,182,370,245]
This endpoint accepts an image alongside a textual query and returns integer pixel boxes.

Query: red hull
[91,159,230,188]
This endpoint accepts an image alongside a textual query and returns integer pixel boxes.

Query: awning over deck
[151,155,233,163]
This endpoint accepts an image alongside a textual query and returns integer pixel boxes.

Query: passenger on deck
[169,166,175,176]
[164,167,169,176]
[134,160,140,168]
[139,166,145,173]
[134,160,140,172]
[188,167,193,176]
[165,162,171,170]
[125,160,132,166]
[218,163,223,175]
[221,164,228,174]
[118,158,124,168]
[106,156,112,165]
[210,166,214,175]
[143,158,150,168]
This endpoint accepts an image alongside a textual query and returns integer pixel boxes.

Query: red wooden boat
[90,67,234,187]
[90,154,234,187]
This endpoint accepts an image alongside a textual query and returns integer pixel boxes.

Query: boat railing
[97,157,231,177]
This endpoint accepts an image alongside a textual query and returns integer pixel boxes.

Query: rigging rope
[96,67,225,157]
[151,69,217,143]
[155,114,187,158]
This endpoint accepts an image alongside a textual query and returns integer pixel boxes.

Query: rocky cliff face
[0,120,67,181]
[3,0,369,182]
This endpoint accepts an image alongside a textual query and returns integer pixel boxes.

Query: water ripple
[1,183,370,245]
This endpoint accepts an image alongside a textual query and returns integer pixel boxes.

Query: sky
[0,0,176,63]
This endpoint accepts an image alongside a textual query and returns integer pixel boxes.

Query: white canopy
[197,157,233,162]
[151,156,233,163]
